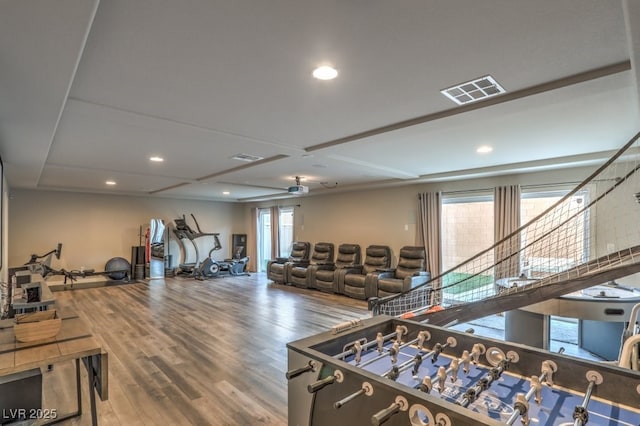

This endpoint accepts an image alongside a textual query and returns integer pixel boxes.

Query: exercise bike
[197,245,250,279]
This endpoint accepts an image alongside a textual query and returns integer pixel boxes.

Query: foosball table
[287,315,640,425]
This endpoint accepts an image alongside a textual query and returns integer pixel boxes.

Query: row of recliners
[266,242,430,300]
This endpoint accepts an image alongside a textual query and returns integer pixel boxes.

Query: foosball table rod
[352,327,422,367]
[456,351,517,408]
[416,344,487,395]
[382,336,457,378]
[573,371,603,426]
[333,381,373,409]
[504,358,560,426]
[334,328,405,361]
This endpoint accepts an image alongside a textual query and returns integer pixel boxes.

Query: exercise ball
[105,257,130,280]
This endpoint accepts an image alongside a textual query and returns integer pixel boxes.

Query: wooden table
[0,311,108,425]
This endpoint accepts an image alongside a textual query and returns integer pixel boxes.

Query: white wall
[8,190,245,272]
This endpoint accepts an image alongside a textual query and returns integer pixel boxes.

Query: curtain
[494,185,521,279]
[270,206,280,259]
[418,191,442,302]
[246,208,257,272]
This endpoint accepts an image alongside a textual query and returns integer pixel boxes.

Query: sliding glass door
[278,207,294,257]
[256,206,295,272]
[257,209,271,272]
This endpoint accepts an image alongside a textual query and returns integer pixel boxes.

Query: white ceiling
[2,0,640,202]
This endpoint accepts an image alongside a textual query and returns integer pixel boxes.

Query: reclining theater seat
[287,242,334,288]
[311,244,361,293]
[376,246,430,298]
[339,245,391,300]
[266,241,311,284]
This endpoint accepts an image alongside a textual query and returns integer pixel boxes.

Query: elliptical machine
[172,214,222,276]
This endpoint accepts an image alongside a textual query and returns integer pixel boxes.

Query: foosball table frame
[287,315,640,425]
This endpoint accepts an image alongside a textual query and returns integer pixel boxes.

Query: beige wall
[290,189,419,263]
[245,165,600,265]
[4,153,640,312]
[8,190,245,272]
[7,162,630,282]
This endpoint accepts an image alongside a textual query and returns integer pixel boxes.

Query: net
[372,131,640,323]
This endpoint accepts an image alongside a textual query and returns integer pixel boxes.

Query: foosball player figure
[412,354,423,377]
[431,342,443,362]
[450,358,460,382]
[389,341,400,364]
[436,366,447,393]
[541,360,555,386]
[461,350,471,374]
[376,332,384,354]
[417,330,427,350]
[388,365,400,381]
[395,325,407,344]
[514,393,530,425]
[530,375,543,404]
[353,341,362,364]
[471,343,483,365]
[419,376,433,394]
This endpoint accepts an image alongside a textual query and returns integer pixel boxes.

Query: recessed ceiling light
[476,145,493,154]
[149,156,164,162]
[105,180,117,185]
[441,75,506,105]
[222,191,231,195]
[312,65,338,80]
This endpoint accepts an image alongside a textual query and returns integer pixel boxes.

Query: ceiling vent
[231,153,264,162]
[441,75,506,105]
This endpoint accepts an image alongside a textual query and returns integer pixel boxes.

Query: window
[278,207,294,258]
[257,209,271,272]
[256,206,295,272]
[441,189,589,281]
[520,190,589,277]
[442,194,494,271]
[441,194,494,296]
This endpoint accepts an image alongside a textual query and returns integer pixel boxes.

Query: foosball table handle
[286,361,316,380]
[308,369,343,393]
[371,403,400,426]
[308,375,336,393]
[371,396,408,426]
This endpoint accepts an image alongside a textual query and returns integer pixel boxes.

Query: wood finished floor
[42,273,369,425]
